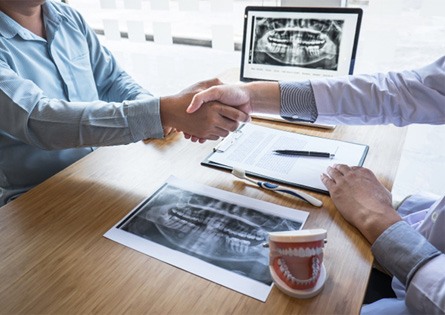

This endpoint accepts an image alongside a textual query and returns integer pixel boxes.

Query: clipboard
[201,123,369,194]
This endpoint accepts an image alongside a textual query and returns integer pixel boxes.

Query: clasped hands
[160,78,251,143]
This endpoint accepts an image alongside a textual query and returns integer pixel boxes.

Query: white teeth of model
[297,248,306,256]
[278,247,323,257]
[286,271,293,281]
[278,258,320,285]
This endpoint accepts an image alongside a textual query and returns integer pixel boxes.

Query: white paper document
[203,123,368,193]
[104,176,309,302]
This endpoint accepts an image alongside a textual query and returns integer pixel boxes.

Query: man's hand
[160,78,249,141]
[187,83,253,115]
[321,164,402,244]
[179,78,224,96]
[184,81,280,142]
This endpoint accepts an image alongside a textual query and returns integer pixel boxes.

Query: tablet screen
[240,6,362,82]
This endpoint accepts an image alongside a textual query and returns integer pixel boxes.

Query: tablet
[240,6,363,82]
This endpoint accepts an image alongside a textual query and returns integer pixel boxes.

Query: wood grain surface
[0,119,407,314]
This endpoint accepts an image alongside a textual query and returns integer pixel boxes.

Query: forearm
[31,97,163,148]
[311,56,445,126]
[1,85,163,150]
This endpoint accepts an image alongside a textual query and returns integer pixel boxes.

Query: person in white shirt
[186,56,445,314]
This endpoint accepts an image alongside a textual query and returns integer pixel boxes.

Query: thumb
[187,93,205,113]
[186,86,222,113]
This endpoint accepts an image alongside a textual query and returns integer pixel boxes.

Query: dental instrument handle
[258,182,323,207]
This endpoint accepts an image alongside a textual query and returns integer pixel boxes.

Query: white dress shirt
[279,56,445,314]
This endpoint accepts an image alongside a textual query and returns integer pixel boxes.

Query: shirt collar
[0,11,23,39]
[0,1,63,41]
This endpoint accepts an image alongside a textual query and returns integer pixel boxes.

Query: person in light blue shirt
[0,0,248,205]
[187,57,445,314]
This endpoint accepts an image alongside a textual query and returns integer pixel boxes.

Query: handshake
[160,78,280,143]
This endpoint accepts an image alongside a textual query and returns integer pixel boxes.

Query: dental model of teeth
[268,229,327,299]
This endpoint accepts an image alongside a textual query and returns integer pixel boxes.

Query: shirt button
[431,211,439,222]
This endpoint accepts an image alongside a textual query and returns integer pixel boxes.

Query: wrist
[248,81,280,114]
[159,96,177,130]
[362,207,402,244]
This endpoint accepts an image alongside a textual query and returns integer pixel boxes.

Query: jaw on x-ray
[252,17,343,70]
[120,184,303,285]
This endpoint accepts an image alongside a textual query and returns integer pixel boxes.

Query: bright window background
[66,0,282,50]
[64,0,445,201]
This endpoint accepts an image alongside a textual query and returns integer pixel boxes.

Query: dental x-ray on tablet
[240,6,362,129]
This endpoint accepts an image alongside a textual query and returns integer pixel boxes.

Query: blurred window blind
[65,0,280,51]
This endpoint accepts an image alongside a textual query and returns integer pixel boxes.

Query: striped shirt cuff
[372,220,441,286]
[279,81,318,122]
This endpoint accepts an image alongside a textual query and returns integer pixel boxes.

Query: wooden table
[0,118,407,314]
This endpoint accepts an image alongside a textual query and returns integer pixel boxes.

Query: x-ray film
[104,176,308,301]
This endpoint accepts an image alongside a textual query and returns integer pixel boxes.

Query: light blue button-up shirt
[0,1,164,205]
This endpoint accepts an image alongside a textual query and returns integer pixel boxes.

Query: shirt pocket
[65,52,98,101]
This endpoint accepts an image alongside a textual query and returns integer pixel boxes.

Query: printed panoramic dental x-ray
[119,183,303,285]
[251,17,343,70]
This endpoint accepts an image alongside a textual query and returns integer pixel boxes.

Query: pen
[273,150,335,158]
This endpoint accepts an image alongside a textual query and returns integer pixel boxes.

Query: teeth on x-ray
[227,236,250,254]
[146,202,270,260]
[166,206,266,242]
[253,18,342,69]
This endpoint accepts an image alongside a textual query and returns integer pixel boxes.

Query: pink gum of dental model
[268,228,327,299]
